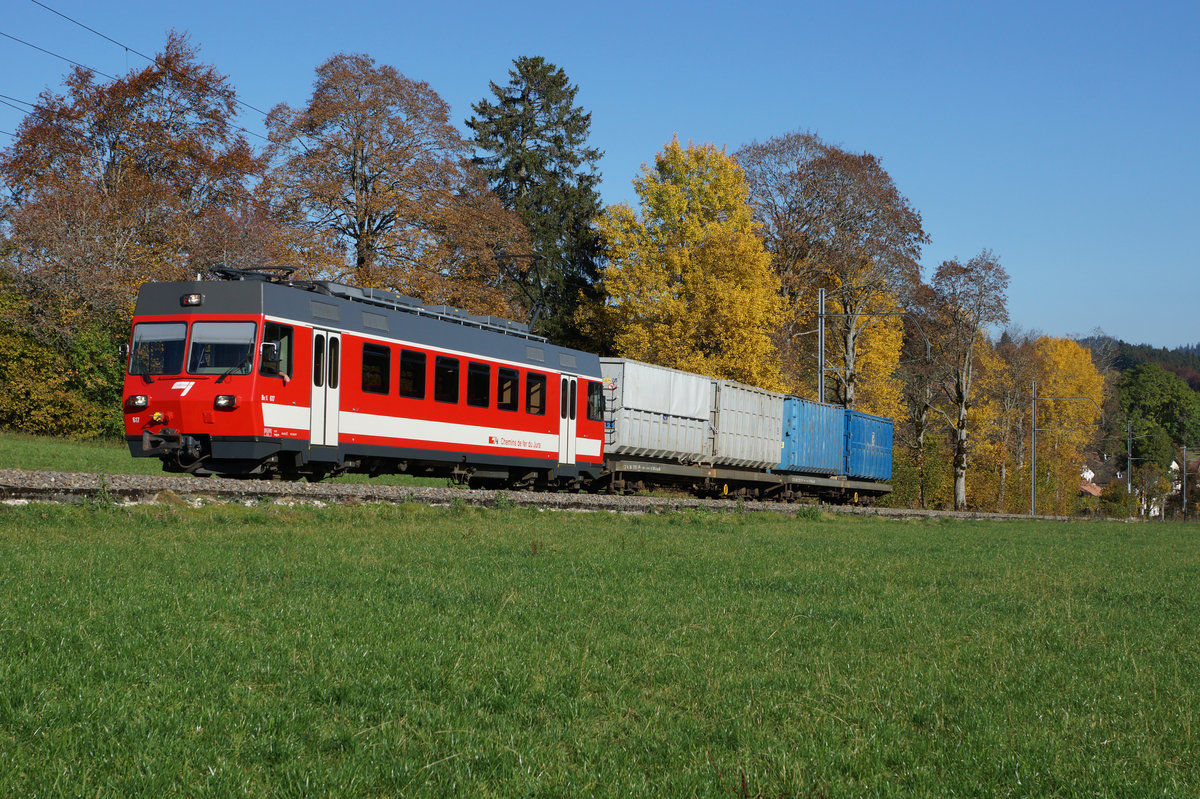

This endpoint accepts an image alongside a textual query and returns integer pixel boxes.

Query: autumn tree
[1,33,267,328]
[0,32,273,435]
[1029,336,1104,515]
[892,282,946,508]
[467,56,603,347]
[926,250,1009,511]
[982,330,1039,512]
[590,137,784,388]
[737,130,927,406]
[265,53,526,315]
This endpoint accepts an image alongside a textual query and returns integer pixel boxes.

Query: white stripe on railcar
[261,403,602,458]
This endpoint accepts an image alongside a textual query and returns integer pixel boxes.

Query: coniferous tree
[466,56,603,348]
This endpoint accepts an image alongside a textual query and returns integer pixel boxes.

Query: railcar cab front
[122,277,305,477]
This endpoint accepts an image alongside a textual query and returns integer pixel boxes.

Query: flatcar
[122,268,892,502]
[598,358,892,502]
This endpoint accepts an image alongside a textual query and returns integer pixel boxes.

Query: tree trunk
[916,412,927,510]
[998,462,1007,514]
[952,357,973,512]
[954,404,968,511]
[842,316,858,409]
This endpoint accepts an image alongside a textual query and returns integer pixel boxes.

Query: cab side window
[261,323,294,378]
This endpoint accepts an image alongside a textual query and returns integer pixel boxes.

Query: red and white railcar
[122,268,605,485]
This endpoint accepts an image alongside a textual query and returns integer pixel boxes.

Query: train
[121,267,892,502]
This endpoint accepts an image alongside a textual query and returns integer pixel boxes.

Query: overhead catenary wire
[9,0,346,157]
[2,6,271,144]
[0,97,34,115]
[3,1,516,264]
[0,29,118,81]
[30,0,153,61]
[28,0,276,121]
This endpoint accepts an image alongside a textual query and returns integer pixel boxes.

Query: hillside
[1080,336,1200,390]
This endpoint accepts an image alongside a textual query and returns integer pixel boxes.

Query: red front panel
[123,313,290,444]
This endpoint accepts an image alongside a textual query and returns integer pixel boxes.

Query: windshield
[129,322,187,376]
[187,321,258,376]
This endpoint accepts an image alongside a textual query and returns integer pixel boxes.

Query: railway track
[0,468,1070,521]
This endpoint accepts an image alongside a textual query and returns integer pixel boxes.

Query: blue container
[844,411,894,481]
[779,397,845,475]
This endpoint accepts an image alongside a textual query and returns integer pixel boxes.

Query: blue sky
[2,0,1196,348]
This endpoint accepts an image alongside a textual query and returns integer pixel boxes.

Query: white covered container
[600,358,711,462]
[712,380,786,469]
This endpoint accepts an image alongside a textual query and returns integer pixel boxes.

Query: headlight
[214,395,238,410]
[126,395,149,411]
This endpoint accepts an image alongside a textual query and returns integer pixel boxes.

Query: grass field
[0,431,442,486]
[1,499,1198,797]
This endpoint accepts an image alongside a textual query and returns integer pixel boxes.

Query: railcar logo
[489,434,542,450]
[172,381,197,396]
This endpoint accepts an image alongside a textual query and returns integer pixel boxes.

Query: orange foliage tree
[0,32,273,336]
[737,131,926,406]
[0,33,282,436]
[264,53,528,318]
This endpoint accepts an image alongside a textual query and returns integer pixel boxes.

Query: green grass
[1,503,1197,796]
[0,431,165,475]
[0,431,446,486]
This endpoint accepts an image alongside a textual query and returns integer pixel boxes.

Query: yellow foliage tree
[835,290,904,419]
[589,137,784,389]
[1030,336,1104,515]
[780,278,905,417]
[965,339,1017,511]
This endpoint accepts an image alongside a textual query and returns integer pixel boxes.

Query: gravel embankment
[0,468,1069,520]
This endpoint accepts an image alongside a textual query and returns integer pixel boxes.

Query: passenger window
[362,343,391,395]
[497,368,519,412]
[399,350,426,399]
[467,362,490,408]
[328,337,340,390]
[587,381,604,421]
[434,356,460,404]
[260,323,294,379]
[313,336,325,388]
[526,373,546,416]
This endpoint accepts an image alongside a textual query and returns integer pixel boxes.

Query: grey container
[600,358,712,462]
[712,380,786,469]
